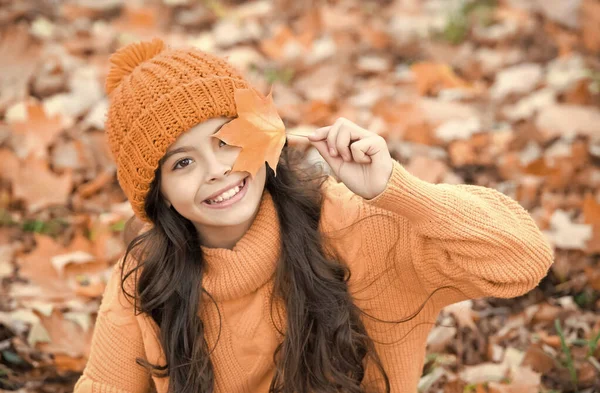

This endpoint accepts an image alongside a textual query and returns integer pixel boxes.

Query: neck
[195,209,260,250]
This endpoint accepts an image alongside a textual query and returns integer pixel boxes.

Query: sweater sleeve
[362,159,554,303]
[73,256,151,393]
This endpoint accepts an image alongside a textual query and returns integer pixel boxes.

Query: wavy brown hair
[119,139,445,393]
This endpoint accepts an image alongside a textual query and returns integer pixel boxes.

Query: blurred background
[0,0,599,392]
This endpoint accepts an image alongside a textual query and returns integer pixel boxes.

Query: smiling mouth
[203,177,248,205]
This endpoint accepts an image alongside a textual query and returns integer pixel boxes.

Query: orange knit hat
[104,38,250,222]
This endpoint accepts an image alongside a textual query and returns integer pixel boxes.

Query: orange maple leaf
[213,86,286,178]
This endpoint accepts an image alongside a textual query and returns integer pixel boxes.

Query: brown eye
[174,158,192,170]
[218,139,227,148]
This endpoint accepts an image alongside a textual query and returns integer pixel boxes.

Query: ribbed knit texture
[104,38,250,222]
[74,159,554,393]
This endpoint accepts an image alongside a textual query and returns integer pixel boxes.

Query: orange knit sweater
[73,159,554,393]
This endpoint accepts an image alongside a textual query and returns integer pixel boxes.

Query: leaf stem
[286,132,311,138]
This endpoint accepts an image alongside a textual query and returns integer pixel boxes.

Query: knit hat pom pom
[105,38,166,94]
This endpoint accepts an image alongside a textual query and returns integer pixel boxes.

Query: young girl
[74,38,554,393]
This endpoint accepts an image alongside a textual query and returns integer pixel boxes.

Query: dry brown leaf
[489,366,541,393]
[9,101,67,159]
[531,302,562,323]
[583,193,600,225]
[0,26,40,114]
[522,343,556,374]
[52,353,89,373]
[459,362,508,384]
[12,158,72,213]
[113,4,162,36]
[297,100,336,125]
[536,330,562,348]
[14,235,77,302]
[358,25,391,50]
[14,233,108,302]
[60,1,122,21]
[582,0,600,53]
[405,156,448,183]
[582,193,600,254]
[0,148,21,184]
[444,300,478,331]
[410,62,470,96]
[77,169,115,199]
[584,265,600,291]
[36,308,93,360]
[259,25,313,61]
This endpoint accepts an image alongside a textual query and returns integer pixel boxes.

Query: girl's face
[159,117,267,246]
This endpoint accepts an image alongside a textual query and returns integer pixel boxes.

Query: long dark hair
[119,140,434,392]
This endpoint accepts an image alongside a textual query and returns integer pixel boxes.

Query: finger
[350,138,376,164]
[307,126,331,141]
[310,139,343,169]
[286,135,311,154]
[335,125,352,162]
[326,118,345,157]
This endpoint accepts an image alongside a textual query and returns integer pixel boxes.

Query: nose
[206,159,232,183]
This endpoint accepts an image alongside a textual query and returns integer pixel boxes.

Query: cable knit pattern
[74,258,150,393]
[73,159,554,393]
[104,38,250,222]
[200,193,281,302]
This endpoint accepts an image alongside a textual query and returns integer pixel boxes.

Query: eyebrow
[161,121,230,164]
[162,146,194,164]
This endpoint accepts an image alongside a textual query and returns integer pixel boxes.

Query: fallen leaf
[582,0,600,53]
[259,25,312,62]
[14,235,78,302]
[427,324,457,352]
[542,209,593,250]
[582,193,600,253]
[444,300,478,331]
[36,308,93,359]
[9,101,67,159]
[410,62,470,96]
[536,104,600,140]
[28,320,52,347]
[460,362,508,384]
[490,63,543,101]
[51,251,95,279]
[14,234,106,303]
[522,343,556,374]
[0,26,41,114]
[213,87,286,178]
[583,193,600,225]
[77,169,115,198]
[11,158,73,213]
[536,330,562,348]
[406,156,448,183]
[489,366,541,393]
[294,63,343,103]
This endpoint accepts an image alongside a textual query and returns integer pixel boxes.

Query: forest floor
[0,0,599,392]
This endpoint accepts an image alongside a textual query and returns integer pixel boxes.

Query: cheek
[162,176,202,207]
[253,166,267,193]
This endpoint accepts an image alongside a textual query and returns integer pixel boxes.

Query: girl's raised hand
[307,117,393,200]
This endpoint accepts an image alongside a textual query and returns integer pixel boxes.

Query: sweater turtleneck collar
[200,190,281,302]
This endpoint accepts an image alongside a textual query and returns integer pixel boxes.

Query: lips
[203,177,247,202]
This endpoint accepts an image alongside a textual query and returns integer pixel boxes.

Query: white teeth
[206,181,244,204]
